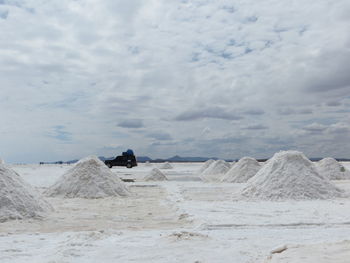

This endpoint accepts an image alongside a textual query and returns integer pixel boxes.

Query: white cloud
[1,0,350,162]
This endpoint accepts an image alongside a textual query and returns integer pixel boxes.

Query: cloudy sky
[1,0,350,163]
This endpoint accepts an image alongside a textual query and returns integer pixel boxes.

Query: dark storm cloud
[175,107,243,121]
[117,119,144,129]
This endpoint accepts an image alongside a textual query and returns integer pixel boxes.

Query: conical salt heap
[46,156,129,198]
[0,164,52,222]
[201,160,231,182]
[145,161,152,167]
[144,168,168,181]
[198,159,215,174]
[222,157,261,183]
[316,157,350,180]
[241,151,343,200]
[160,162,173,169]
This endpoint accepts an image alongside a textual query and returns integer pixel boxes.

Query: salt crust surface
[160,162,173,169]
[222,157,261,183]
[0,164,51,222]
[45,156,129,198]
[316,157,350,180]
[144,168,168,181]
[266,240,350,263]
[201,160,231,182]
[241,151,343,200]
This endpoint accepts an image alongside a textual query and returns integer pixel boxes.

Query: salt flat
[0,162,350,263]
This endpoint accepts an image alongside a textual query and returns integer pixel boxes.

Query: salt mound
[144,168,168,181]
[222,157,261,183]
[160,162,173,169]
[0,159,4,164]
[145,161,152,167]
[241,151,343,200]
[201,160,231,182]
[0,164,51,222]
[46,156,129,198]
[316,157,350,180]
[198,159,215,174]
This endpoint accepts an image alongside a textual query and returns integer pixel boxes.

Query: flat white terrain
[1,162,350,263]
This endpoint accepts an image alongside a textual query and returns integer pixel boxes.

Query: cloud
[242,109,265,115]
[277,108,296,116]
[1,0,350,162]
[242,124,268,130]
[328,122,350,134]
[147,131,172,141]
[151,141,177,147]
[326,101,342,107]
[302,123,328,133]
[0,9,8,19]
[175,107,242,121]
[305,50,350,93]
[48,125,72,142]
[117,119,144,128]
[298,108,313,114]
[278,108,313,115]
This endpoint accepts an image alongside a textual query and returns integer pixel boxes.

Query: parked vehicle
[104,149,137,168]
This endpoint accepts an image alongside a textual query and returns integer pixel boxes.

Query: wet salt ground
[1,162,350,263]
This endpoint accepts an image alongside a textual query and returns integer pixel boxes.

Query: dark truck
[104,149,137,168]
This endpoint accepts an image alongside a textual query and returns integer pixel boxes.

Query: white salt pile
[144,168,168,181]
[241,151,343,200]
[46,156,129,198]
[160,162,173,169]
[316,157,350,180]
[201,160,231,182]
[0,159,4,164]
[198,159,215,174]
[0,164,51,222]
[145,161,152,167]
[222,157,261,183]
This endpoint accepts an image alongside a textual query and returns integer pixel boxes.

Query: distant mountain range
[44,155,350,164]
